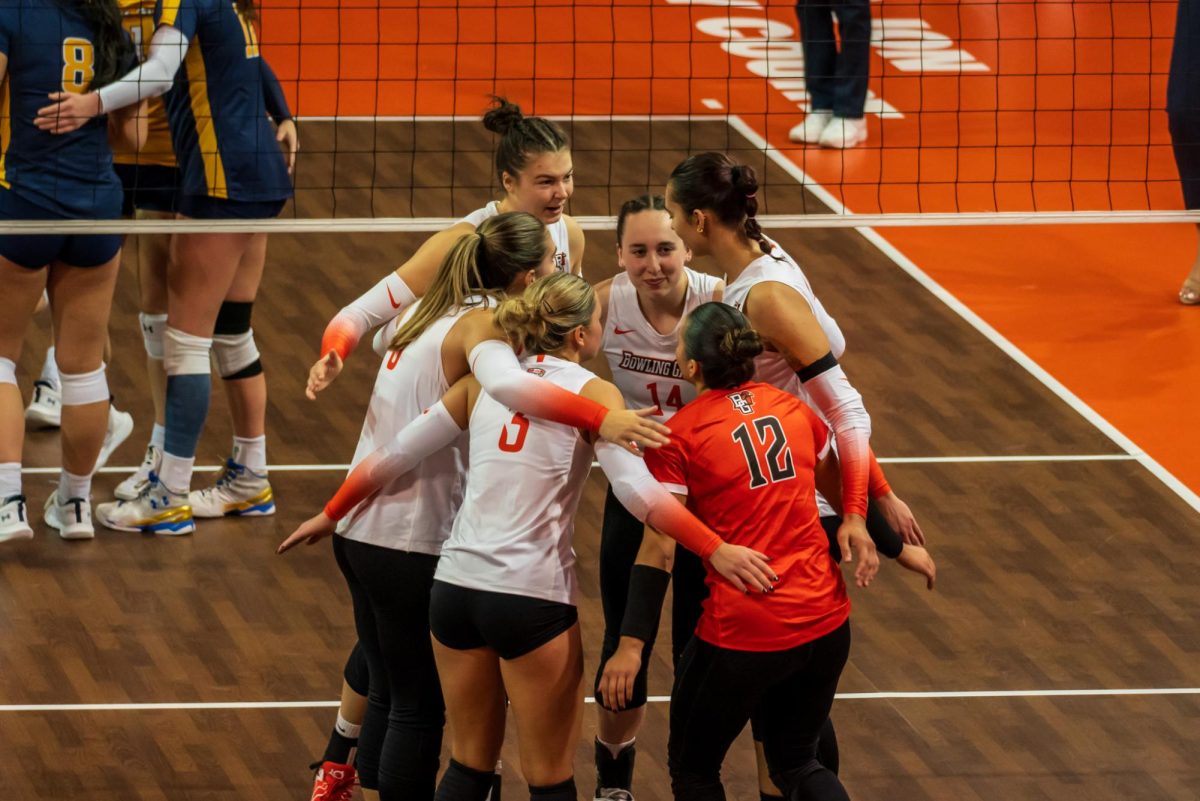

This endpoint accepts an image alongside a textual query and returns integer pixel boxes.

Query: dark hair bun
[731,164,759,197]
[720,327,764,362]
[483,97,525,135]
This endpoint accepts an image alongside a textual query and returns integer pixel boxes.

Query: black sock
[436,759,496,801]
[529,777,576,801]
[320,730,357,766]
[594,738,636,791]
[816,717,840,775]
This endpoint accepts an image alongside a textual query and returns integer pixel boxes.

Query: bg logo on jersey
[556,252,569,271]
[727,390,756,415]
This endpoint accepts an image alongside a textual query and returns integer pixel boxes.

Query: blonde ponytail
[389,211,549,353]
[495,273,595,355]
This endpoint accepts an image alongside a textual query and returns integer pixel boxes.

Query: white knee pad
[212,329,261,378]
[60,364,109,406]
[0,357,16,386]
[139,313,169,361]
[164,327,213,376]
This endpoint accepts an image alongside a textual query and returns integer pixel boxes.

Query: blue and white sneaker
[96,473,195,535]
[188,459,275,518]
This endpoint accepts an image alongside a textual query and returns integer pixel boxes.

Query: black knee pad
[223,358,263,380]
[435,759,494,801]
[213,300,253,335]
[343,641,370,698]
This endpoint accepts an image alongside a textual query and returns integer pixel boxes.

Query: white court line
[3,687,1196,712]
[297,114,717,123]
[18,454,1137,476]
[726,115,1200,517]
[19,465,353,475]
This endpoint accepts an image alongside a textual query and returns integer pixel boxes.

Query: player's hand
[876,491,925,545]
[35,92,101,134]
[837,515,878,587]
[599,407,671,455]
[598,638,643,711]
[896,544,937,590]
[277,511,336,553]
[306,351,344,400]
[276,119,299,175]
[708,543,777,594]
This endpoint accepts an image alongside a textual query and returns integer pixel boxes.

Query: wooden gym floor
[2,120,1197,801]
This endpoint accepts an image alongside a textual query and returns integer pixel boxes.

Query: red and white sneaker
[311,761,356,801]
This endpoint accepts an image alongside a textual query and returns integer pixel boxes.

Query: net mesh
[246,0,1194,222]
[2,0,1197,230]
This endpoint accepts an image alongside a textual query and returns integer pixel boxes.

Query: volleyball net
[4,0,1199,232]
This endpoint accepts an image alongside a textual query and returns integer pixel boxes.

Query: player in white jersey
[283,214,670,801]
[306,96,588,400]
[281,273,778,801]
[665,152,936,801]
[589,194,721,800]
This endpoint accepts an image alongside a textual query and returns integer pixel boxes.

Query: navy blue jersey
[1170,0,1200,113]
[0,0,123,218]
[155,0,291,202]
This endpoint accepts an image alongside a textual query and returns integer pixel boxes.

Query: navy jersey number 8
[62,37,95,94]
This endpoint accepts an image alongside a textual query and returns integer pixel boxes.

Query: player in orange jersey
[601,302,875,801]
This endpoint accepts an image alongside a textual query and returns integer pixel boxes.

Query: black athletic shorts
[429,580,578,661]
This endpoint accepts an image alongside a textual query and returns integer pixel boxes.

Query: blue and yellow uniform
[0,0,125,268]
[155,0,292,218]
[114,0,181,215]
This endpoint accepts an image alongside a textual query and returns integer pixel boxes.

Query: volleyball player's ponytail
[482,96,571,187]
[668,152,775,257]
[682,302,763,390]
[729,164,770,256]
[495,273,596,355]
[389,211,549,353]
[77,0,135,89]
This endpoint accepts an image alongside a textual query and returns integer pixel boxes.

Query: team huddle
[280,103,938,801]
[0,3,937,801]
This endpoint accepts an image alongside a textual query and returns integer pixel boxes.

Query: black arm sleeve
[822,497,905,562]
[260,58,292,123]
[619,565,672,643]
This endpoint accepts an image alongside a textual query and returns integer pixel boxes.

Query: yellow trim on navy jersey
[114,0,174,166]
[185,37,228,199]
[0,78,11,189]
[159,0,181,27]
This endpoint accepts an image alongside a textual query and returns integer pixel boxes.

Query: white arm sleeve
[468,340,544,408]
[324,401,464,520]
[322,273,416,358]
[595,441,674,523]
[96,26,188,113]
[371,316,403,357]
[801,362,871,440]
[370,401,464,481]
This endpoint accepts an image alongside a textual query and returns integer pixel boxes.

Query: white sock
[58,469,92,502]
[232,435,267,472]
[0,463,21,499]
[40,347,60,390]
[334,713,362,739]
[158,452,195,495]
[599,736,636,760]
[150,423,166,449]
